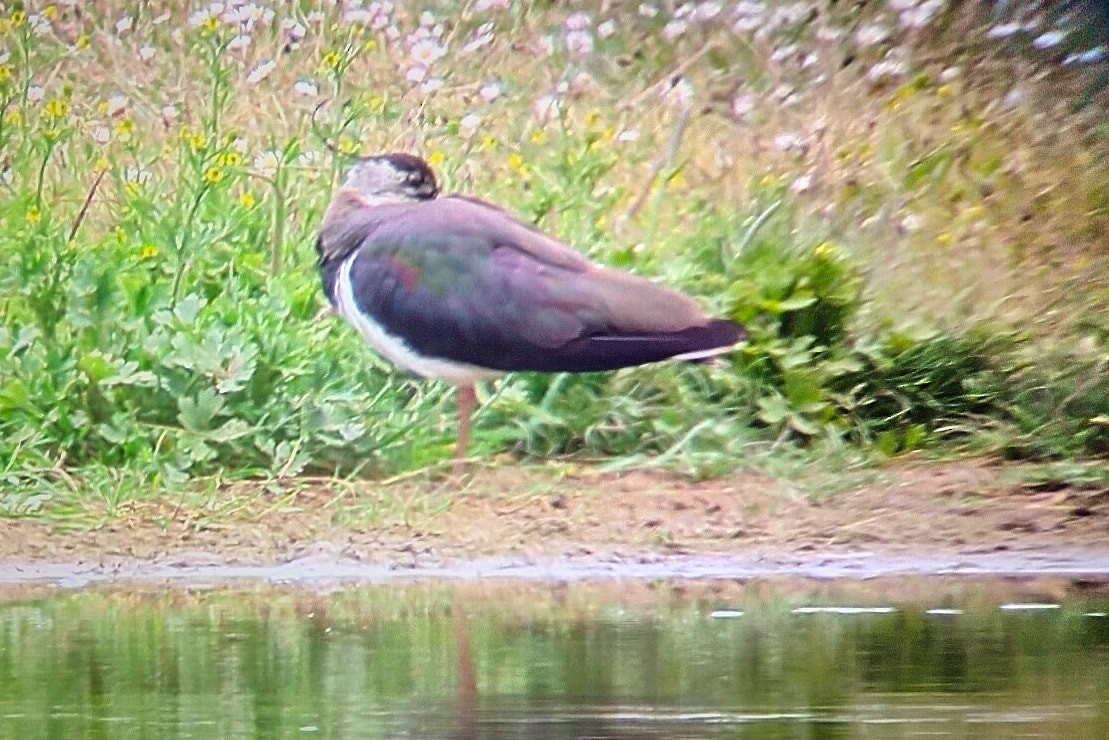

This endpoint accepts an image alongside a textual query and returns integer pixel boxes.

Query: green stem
[172,183,210,305]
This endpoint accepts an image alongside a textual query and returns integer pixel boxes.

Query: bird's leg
[453,384,476,475]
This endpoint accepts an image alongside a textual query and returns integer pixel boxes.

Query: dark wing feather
[345,198,743,373]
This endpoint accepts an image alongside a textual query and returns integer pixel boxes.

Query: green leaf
[177,388,224,431]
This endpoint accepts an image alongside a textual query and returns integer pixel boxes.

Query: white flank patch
[671,342,740,361]
[336,257,501,386]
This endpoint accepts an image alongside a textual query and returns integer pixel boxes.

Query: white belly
[335,258,502,386]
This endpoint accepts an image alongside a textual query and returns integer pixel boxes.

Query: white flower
[940,66,960,82]
[479,82,501,102]
[733,16,760,33]
[253,150,281,177]
[869,57,904,83]
[138,45,156,61]
[597,20,615,39]
[733,1,765,16]
[986,22,1022,39]
[474,0,509,10]
[115,15,133,34]
[409,39,446,66]
[694,2,722,22]
[28,14,50,37]
[855,23,888,47]
[1064,46,1107,65]
[124,166,152,186]
[406,65,427,83]
[283,19,307,42]
[900,213,923,232]
[245,58,276,84]
[638,4,659,19]
[463,22,495,53]
[294,78,318,96]
[106,93,128,116]
[227,34,251,52]
[1033,30,1068,49]
[900,0,944,29]
[772,131,806,153]
[770,43,798,63]
[616,128,639,143]
[565,29,594,55]
[731,93,755,119]
[662,19,687,41]
[460,113,482,134]
[188,7,217,28]
[161,104,179,120]
[816,26,844,42]
[565,12,591,31]
[27,84,45,103]
[532,94,560,119]
[419,10,436,27]
[419,76,444,94]
[153,12,170,24]
[790,173,813,194]
[91,125,111,144]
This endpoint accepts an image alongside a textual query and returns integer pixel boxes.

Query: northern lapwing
[315,153,745,472]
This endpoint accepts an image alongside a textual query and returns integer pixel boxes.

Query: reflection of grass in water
[0,3,1106,512]
[0,582,1105,737]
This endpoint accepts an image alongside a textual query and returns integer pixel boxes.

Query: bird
[315,152,745,473]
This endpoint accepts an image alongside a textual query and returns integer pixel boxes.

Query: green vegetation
[1,2,1106,512]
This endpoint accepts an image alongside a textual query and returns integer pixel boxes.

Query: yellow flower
[936,84,953,98]
[368,95,385,111]
[114,117,133,134]
[140,244,158,259]
[363,38,377,52]
[203,166,224,183]
[813,240,839,258]
[479,134,496,151]
[216,151,242,167]
[25,209,41,224]
[530,129,546,145]
[3,108,20,125]
[336,138,358,154]
[238,192,255,208]
[0,64,11,82]
[43,98,68,119]
[10,10,25,26]
[321,50,340,69]
[427,150,445,167]
[75,34,89,49]
[201,15,219,33]
[586,111,600,127]
[187,132,206,151]
[43,5,59,21]
[94,156,110,170]
[507,152,526,175]
[936,232,952,245]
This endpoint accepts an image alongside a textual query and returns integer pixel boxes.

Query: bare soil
[0,457,1106,582]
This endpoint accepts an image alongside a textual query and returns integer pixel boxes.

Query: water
[0,578,1106,738]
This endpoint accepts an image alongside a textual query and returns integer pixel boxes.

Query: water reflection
[0,578,1106,738]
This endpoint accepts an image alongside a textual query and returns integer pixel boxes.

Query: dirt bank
[1,458,1106,584]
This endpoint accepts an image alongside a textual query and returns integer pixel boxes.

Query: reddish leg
[453,384,476,475]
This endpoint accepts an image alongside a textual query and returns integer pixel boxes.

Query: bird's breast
[334,255,501,386]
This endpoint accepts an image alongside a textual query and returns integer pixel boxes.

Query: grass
[1,2,1107,519]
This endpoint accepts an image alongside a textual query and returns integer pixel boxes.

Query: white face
[342,156,437,200]
[343,159,407,195]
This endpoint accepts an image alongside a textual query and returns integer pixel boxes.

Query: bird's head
[341,152,439,203]
[316,153,440,267]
